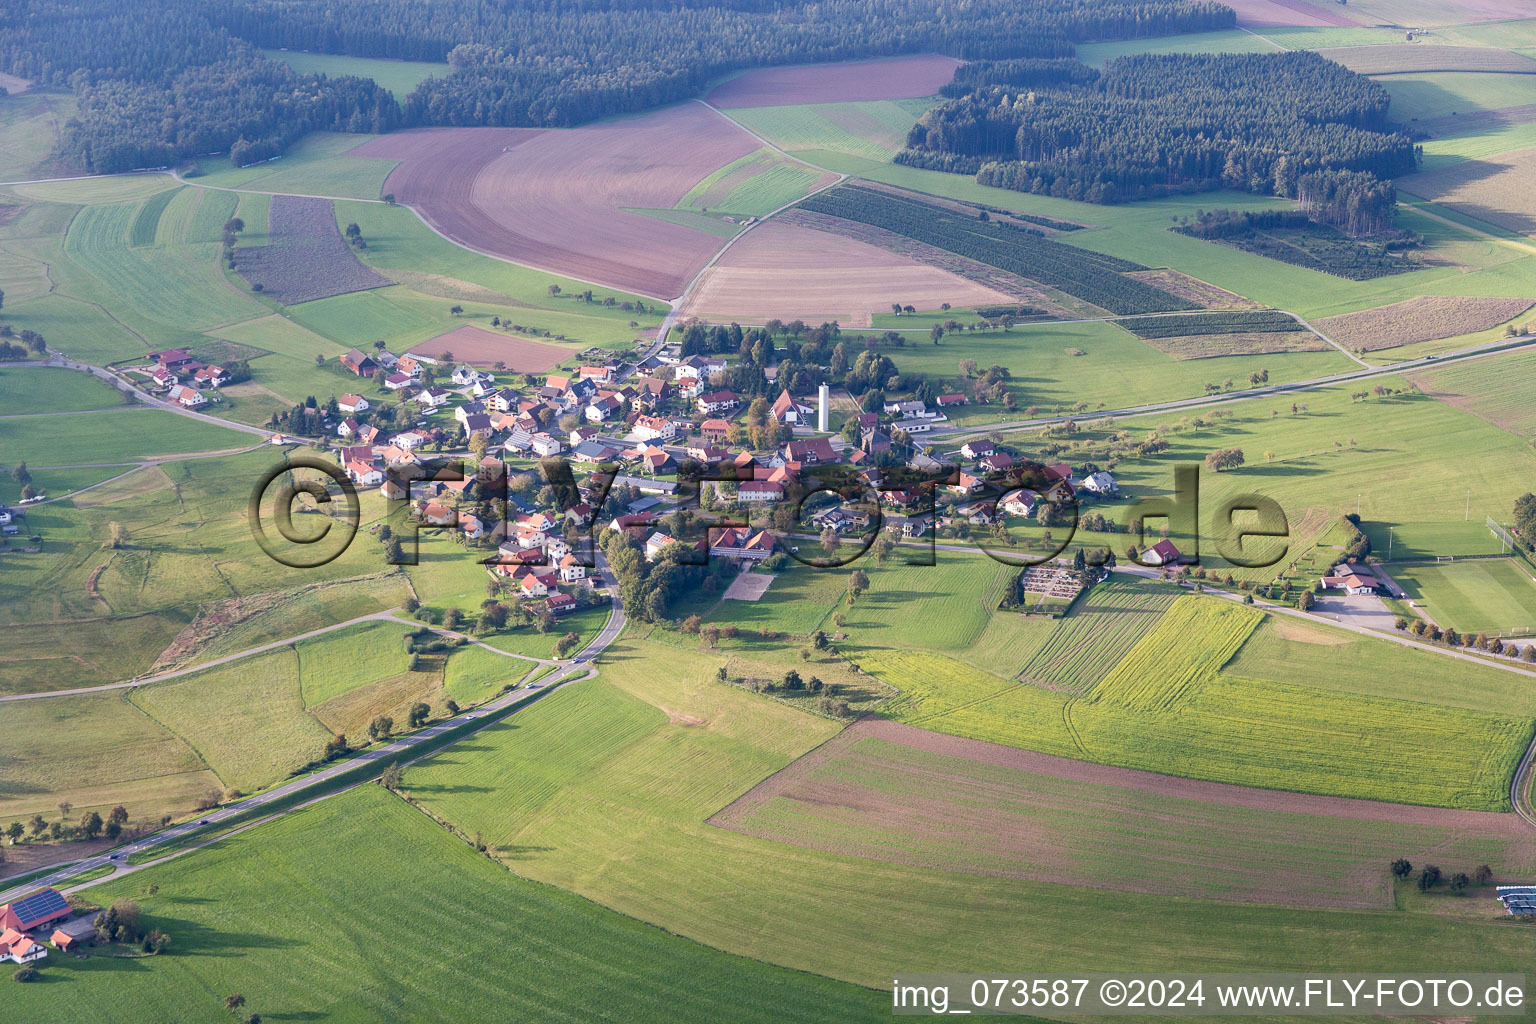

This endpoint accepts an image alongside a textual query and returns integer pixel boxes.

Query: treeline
[901,51,1418,211]
[1172,207,1417,279]
[209,0,1232,128]
[0,0,401,173]
[798,184,1193,315]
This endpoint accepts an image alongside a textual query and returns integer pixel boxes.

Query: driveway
[1312,593,1400,633]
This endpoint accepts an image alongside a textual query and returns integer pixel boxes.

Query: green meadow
[185,131,398,200]
[398,637,1536,991]
[0,364,126,412]
[0,90,78,181]
[0,408,252,465]
[10,785,888,1023]
[262,49,447,97]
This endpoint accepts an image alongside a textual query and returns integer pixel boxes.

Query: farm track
[0,552,626,903]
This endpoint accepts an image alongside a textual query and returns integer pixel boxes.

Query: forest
[900,52,1419,212]
[0,0,1233,171]
[798,184,1194,315]
[0,1,401,173]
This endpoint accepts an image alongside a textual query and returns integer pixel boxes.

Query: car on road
[199,819,210,825]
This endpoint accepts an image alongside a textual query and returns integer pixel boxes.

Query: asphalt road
[0,581,625,902]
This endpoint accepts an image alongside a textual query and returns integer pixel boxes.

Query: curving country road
[0,559,627,902]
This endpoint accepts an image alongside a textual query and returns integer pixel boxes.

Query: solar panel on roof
[11,888,67,924]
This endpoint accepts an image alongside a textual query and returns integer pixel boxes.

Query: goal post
[1435,554,1455,562]
[1488,515,1516,554]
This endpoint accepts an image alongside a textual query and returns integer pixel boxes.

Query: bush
[13,966,40,982]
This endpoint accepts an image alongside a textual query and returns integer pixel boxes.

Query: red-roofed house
[1141,539,1183,566]
[0,890,71,933]
[337,393,369,414]
[1321,568,1379,594]
[545,592,577,615]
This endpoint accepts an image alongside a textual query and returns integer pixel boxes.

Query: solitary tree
[379,762,403,791]
[224,994,246,1014]
[407,702,430,728]
[80,810,104,839]
[368,715,394,741]
[12,462,30,486]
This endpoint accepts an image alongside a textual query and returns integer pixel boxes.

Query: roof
[1,888,70,931]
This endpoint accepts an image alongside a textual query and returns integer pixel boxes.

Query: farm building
[50,916,99,951]
[1,889,71,934]
[1141,539,1184,566]
[339,349,379,377]
[1,927,46,964]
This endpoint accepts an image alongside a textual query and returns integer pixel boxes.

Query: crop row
[1116,310,1304,339]
[1090,596,1261,711]
[1018,580,1181,693]
[797,184,1194,315]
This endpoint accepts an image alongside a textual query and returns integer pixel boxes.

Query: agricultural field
[1015,578,1182,692]
[397,637,1536,990]
[442,643,529,704]
[233,194,391,303]
[1409,346,1536,436]
[294,619,414,706]
[0,364,126,412]
[1403,145,1536,237]
[705,53,958,108]
[1319,44,1536,75]
[129,648,335,793]
[864,593,1533,809]
[682,220,1014,325]
[675,147,835,219]
[0,408,253,466]
[1384,71,1536,123]
[1227,614,1536,714]
[184,131,398,201]
[713,718,1536,909]
[0,90,78,181]
[798,184,1193,315]
[261,50,446,97]
[8,785,886,1024]
[1388,558,1536,636]
[61,187,270,331]
[0,690,221,827]
[1316,294,1533,352]
[721,98,941,164]
[357,103,764,298]
[408,324,569,370]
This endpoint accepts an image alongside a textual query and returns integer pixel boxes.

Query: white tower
[817,383,829,433]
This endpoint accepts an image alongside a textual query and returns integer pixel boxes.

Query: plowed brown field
[711,718,1536,908]
[705,53,960,108]
[353,104,762,299]
[406,324,570,370]
[1224,0,1361,27]
[682,221,1012,323]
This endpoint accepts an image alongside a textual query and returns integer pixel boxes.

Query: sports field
[1389,558,1536,635]
[7,785,886,1023]
[1362,520,1507,561]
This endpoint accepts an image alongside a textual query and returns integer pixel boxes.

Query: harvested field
[358,104,764,298]
[1224,0,1361,28]
[710,718,1536,909]
[1318,44,1536,76]
[1409,347,1536,437]
[1405,146,1536,237]
[1316,295,1534,351]
[706,54,960,108]
[781,207,1079,315]
[234,195,390,304]
[1124,269,1261,310]
[1140,330,1331,359]
[407,324,569,370]
[681,221,1013,323]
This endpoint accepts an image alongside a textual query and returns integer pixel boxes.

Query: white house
[166,384,207,408]
[337,393,369,414]
[417,386,451,409]
[558,552,588,582]
[631,414,676,442]
[1078,471,1118,496]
